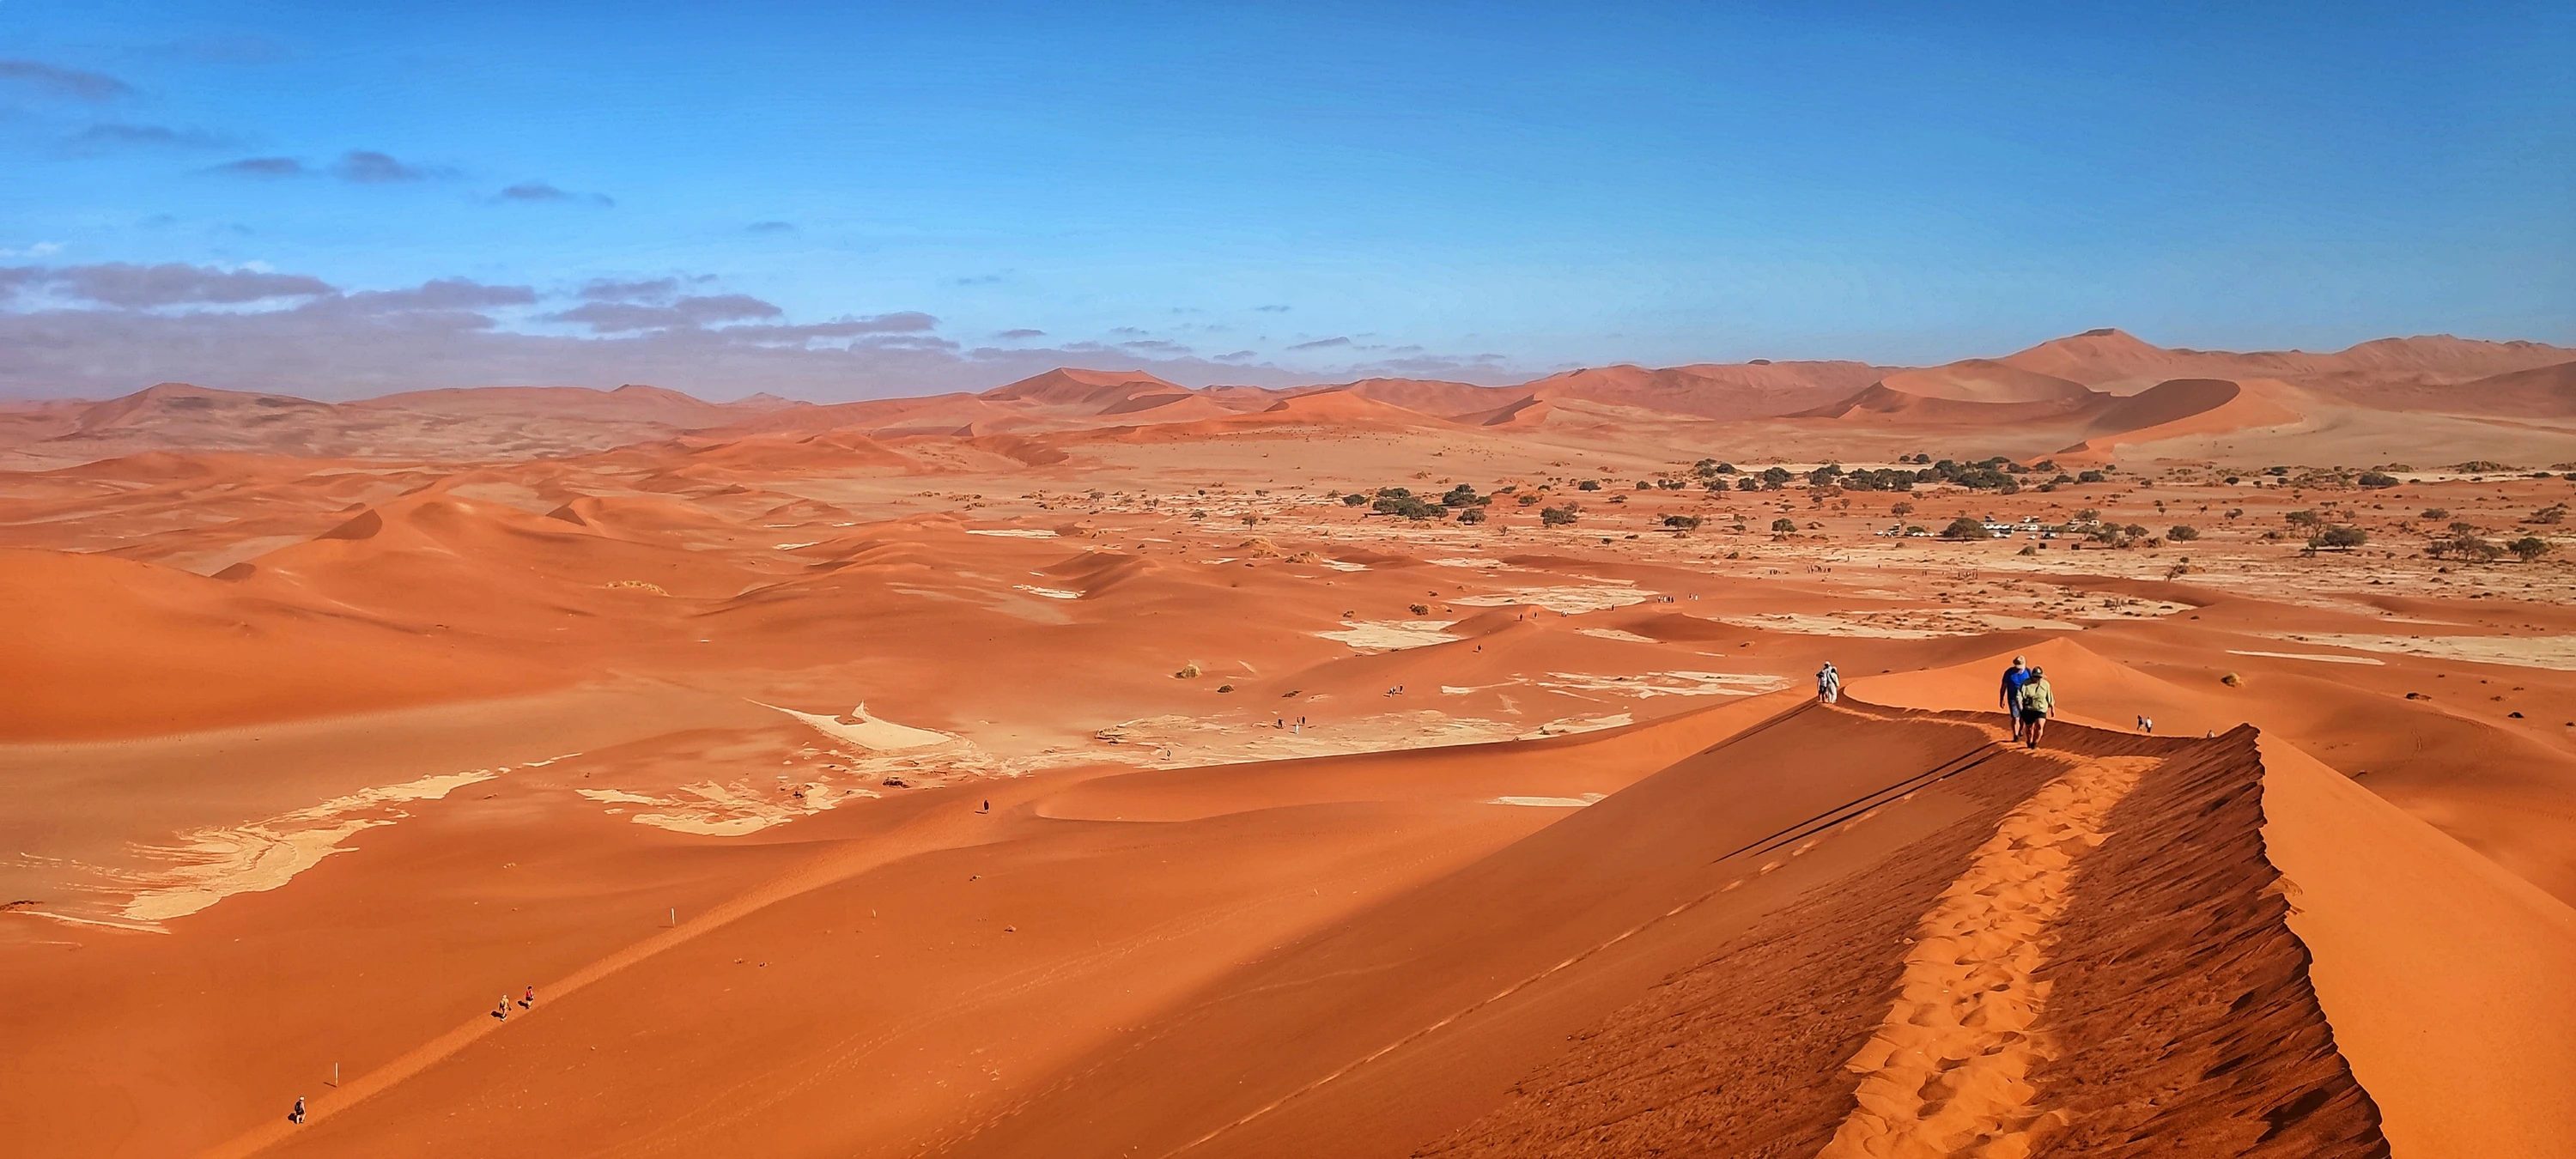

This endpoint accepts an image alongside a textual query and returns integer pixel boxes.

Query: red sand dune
[7,325,2576,1157]
[0,546,560,737]
[1303,376,1526,417]
[2360,359,2576,418]
[357,382,785,427]
[2002,328,2576,395]
[977,367,1189,410]
[1792,361,2109,426]
[2053,376,2309,457]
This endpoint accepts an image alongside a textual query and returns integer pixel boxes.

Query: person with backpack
[1998,655,2032,743]
[1816,661,1842,705]
[2017,667,2056,749]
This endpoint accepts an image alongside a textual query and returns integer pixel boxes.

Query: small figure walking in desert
[289,1096,306,1125]
[1816,661,1841,705]
[2017,667,2057,749]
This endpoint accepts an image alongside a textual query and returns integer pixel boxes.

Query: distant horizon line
[9,327,2572,409]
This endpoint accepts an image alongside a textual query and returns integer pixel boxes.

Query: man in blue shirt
[1999,655,2032,743]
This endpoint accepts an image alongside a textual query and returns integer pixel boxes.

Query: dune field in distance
[8,327,2576,1159]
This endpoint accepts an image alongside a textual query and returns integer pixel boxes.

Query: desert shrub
[1736,477,1759,492]
[2167,525,2201,541]
[1455,507,1486,525]
[1440,483,1489,507]
[1662,514,1702,531]
[1342,493,1369,506]
[2509,536,2553,562]
[2284,509,2321,527]
[2076,470,2107,483]
[2421,507,2448,519]
[1577,479,1601,491]
[1174,663,1201,678]
[1516,493,1540,506]
[2358,471,2399,488]
[1771,517,1799,534]
[1635,480,1653,489]
[1408,603,1430,615]
[2456,460,2508,472]
[2311,525,2366,550]
[1891,501,1915,516]
[1539,505,1579,526]
[1941,517,1990,540]
[2527,505,2567,525]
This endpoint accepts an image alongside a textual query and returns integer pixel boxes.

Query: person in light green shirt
[2016,669,2056,749]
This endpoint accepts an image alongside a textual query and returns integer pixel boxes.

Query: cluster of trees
[1803,464,1917,491]
[2428,529,2552,562]
[1342,483,1495,520]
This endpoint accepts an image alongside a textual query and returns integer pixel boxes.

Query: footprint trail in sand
[1820,754,2155,1159]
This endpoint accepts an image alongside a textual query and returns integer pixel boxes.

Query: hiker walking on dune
[2017,667,2057,749]
[1816,662,1842,705]
[289,1096,305,1126]
[1999,655,2032,743]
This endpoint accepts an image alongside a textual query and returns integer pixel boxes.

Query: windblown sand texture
[4,329,2574,1157]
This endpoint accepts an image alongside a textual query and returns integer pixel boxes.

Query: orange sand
[3,328,2573,1156]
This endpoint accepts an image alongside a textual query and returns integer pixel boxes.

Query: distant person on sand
[2137,714,2154,734]
[1999,656,2032,742]
[494,997,508,1021]
[1816,662,1841,705]
[2018,668,2057,749]
[522,985,535,1008]
[289,1096,305,1125]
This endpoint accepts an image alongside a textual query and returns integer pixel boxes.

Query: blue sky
[3,1,2570,399]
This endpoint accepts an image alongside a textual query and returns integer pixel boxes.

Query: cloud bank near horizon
[0,262,1527,402]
